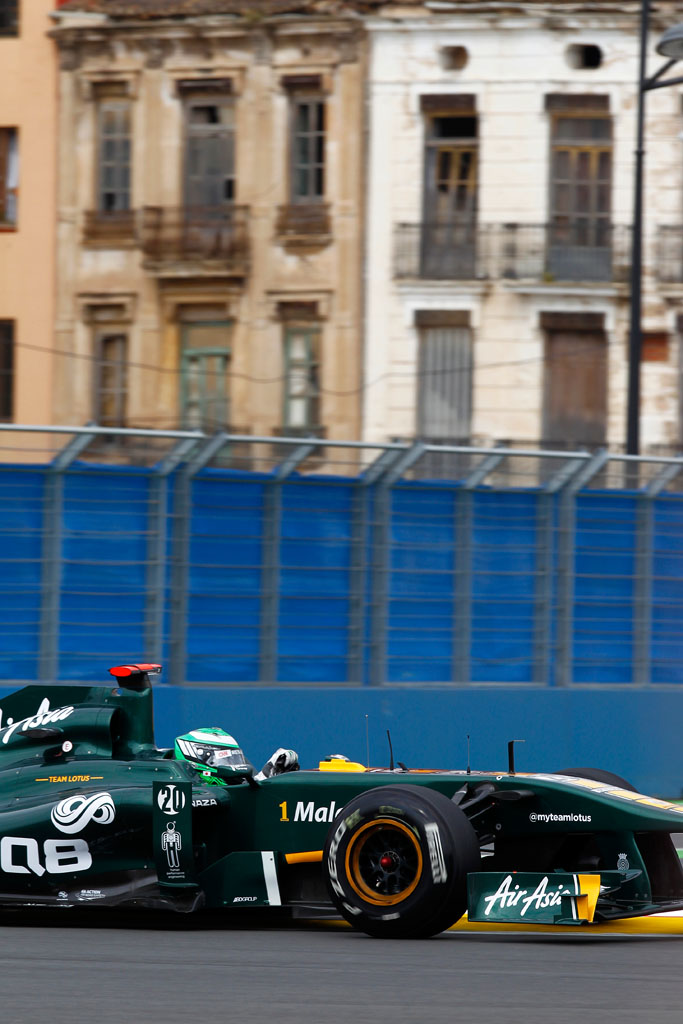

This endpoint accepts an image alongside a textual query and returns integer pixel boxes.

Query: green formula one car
[0,663,682,938]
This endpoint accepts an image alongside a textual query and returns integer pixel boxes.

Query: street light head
[656,23,683,59]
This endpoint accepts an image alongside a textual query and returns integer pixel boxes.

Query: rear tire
[323,784,480,938]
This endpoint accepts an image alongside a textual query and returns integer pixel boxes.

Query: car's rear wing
[0,663,162,760]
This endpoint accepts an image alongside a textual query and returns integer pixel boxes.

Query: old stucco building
[0,1,57,432]
[51,1,365,446]
[363,1,683,457]
[7,0,683,460]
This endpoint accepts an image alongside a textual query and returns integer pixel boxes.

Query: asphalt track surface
[0,911,680,1024]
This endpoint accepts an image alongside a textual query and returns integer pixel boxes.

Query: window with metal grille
[0,321,14,421]
[290,97,325,202]
[94,332,127,427]
[0,1,17,36]
[98,101,131,213]
[0,128,18,226]
[283,325,320,430]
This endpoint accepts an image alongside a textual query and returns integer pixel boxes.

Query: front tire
[323,784,480,938]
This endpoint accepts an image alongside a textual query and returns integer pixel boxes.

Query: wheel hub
[345,818,423,905]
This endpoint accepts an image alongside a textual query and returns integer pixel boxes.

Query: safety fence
[1,425,683,686]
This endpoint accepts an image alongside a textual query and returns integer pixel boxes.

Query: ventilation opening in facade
[566,44,603,69]
[440,46,469,71]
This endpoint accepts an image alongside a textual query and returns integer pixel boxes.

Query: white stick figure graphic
[161,821,182,869]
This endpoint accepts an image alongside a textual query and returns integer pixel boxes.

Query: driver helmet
[174,728,251,783]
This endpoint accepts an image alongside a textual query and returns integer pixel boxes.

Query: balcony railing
[140,205,250,270]
[83,210,137,247]
[275,202,332,245]
[394,222,632,284]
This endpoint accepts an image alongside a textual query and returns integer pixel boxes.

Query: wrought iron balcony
[394,222,632,284]
[83,210,137,247]
[140,205,250,271]
[275,202,331,248]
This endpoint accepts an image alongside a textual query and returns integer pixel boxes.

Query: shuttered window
[543,327,607,448]
[417,325,472,440]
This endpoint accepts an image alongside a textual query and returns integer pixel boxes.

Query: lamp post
[626,9,683,455]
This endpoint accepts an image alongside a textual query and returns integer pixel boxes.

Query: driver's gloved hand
[255,748,300,781]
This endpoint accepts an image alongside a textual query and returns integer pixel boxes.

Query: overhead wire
[12,335,644,399]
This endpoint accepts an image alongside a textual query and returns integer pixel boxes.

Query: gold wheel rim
[345,818,423,906]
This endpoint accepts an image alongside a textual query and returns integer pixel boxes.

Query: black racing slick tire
[323,784,480,939]
[554,767,638,792]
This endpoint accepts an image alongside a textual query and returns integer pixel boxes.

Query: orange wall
[0,1,57,425]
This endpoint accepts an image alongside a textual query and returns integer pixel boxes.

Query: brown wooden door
[543,330,606,447]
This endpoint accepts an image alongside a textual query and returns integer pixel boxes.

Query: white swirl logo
[51,792,116,834]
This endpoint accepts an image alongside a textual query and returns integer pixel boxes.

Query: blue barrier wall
[3,459,683,686]
[0,682,679,797]
[2,456,683,793]
[150,686,683,799]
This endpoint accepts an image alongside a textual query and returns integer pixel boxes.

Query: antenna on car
[467,734,471,775]
[387,729,395,771]
[365,714,370,767]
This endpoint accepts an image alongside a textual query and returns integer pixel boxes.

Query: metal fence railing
[393,222,632,283]
[0,424,682,687]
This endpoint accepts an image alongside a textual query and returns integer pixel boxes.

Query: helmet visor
[203,745,250,770]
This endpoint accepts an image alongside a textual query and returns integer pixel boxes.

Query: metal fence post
[147,440,199,666]
[634,492,653,686]
[368,443,424,686]
[555,450,609,686]
[453,489,472,683]
[635,460,682,684]
[454,450,507,683]
[258,444,314,684]
[538,457,588,686]
[350,449,403,685]
[38,430,96,682]
[169,432,229,686]
[348,483,369,684]
[368,482,390,687]
[533,491,554,685]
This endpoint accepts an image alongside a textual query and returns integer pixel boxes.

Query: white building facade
[363,2,683,457]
